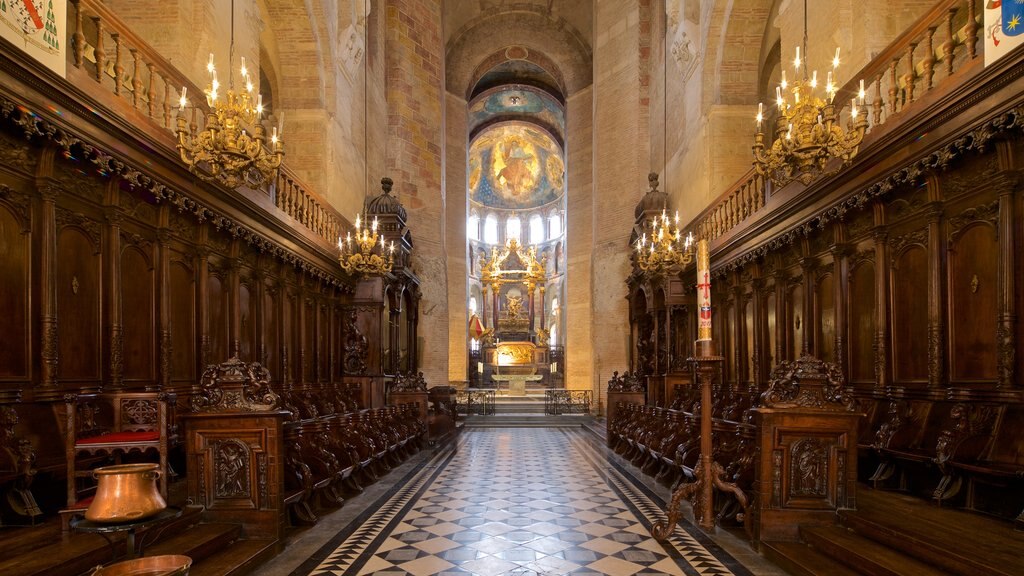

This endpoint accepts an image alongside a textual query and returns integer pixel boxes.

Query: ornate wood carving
[342,309,368,375]
[213,439,250,498]
[888,228,928,262]
[607,371,645,393]
[790,438,828,498]
[55,207,101,251]
[761,355,856,411]
[948,200,999,241]
[191,357,281,413]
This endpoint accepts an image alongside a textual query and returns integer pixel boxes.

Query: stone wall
[384,0,448,387]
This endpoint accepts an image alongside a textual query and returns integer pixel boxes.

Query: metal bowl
[91,555,192,576]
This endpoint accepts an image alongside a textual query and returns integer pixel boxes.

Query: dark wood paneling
[263,284,279,380]
[893,246,929,383]
[849,261,876,383]
[57,227,101,382]
[0,202,29,379]
[790,283,804,357]
[169,260,195,382]
[949,224,997,381]
[239,282,253,362]
[818,273,835,363]
[121,245,154,383]
[208,275,227,365]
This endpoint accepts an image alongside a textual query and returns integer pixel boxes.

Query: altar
[492,373,543,396]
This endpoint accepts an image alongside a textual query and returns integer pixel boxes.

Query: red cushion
[76,431,160,444]
[66,496,94,510]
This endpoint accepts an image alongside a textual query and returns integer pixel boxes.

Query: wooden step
[762,540,863,576]
[841,489,1024,576]
[800,526,947,576]
[0,529,122,576]
[189,539,277,576]
[145,522,242,563]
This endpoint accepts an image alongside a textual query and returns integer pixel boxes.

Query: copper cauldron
[85,463,166,523]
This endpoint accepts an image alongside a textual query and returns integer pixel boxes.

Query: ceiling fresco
[468,86,565,140]
[469,123,565,210]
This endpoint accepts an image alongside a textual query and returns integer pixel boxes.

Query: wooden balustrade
[66,0,348,248]
[688,0,982,245]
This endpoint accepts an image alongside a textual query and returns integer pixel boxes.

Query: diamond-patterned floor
[289,428,754,576]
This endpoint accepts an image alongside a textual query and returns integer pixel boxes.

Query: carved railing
[66,0,346,248]
[689,0,982,245]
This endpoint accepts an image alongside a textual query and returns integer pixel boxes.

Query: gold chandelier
[338,213,394,278]
[752,0,867,188]
[175,1,283,189]
[634,210,695,275]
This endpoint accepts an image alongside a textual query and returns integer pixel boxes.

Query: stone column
[385,0,445,383]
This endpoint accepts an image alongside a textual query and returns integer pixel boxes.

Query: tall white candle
[696,239,712,342]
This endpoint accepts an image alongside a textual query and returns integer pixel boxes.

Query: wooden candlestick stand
[652,344,750,539]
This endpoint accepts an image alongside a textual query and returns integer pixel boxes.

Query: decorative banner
[984,0,1024,67]
[468,313,485,340]
[696,239,712,342]
[0,0,66,76]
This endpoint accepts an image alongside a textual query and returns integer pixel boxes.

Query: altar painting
[469,123,564,210]
[0,0,66,76]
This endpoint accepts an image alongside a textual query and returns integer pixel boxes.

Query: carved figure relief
[343,309,368,375]
[214,439,250,498]
[790,438,828,498]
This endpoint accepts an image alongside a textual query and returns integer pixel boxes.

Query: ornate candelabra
[338,213,394,278]
[752,0,868,188]
[633,209,695,276]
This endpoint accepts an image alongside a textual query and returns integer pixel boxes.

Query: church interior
[0,0,1023,574]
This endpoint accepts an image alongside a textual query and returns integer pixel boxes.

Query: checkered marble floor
[292,429,752,576]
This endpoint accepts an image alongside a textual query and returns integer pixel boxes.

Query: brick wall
[384,0,447,387]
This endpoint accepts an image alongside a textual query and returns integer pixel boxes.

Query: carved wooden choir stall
[617,2,1024,572]
[0,1,432,572]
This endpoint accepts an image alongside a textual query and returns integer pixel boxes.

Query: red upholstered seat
[64,392,174,531]
[76,431,161,444]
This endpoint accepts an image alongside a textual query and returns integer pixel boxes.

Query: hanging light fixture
[337,210,394,277]
[752,0,868,188]
[175,0,284,189]
[633,209,695,275]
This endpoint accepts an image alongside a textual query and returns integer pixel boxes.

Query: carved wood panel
[817,273,835,364]
[0,202,29,380]
[169,260,195,384]
[892,245,929,383]
[57,227,101,382]
[848,261,876,383]
[262,283,279,380]
[949,223,997,382]
[208,275,228,367]
[239,282,254,362]
[121,245,154,383]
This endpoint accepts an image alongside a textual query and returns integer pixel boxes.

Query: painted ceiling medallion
[504,45,529,60]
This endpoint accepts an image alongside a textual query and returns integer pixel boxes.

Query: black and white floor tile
[291,429,754,576]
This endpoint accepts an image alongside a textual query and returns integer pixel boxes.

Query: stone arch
[446,10,592,98]
[260,0,329,109]
[704,0,774,107]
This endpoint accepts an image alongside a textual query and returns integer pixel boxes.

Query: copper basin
[85,463,167,523]
[91,555,191,576]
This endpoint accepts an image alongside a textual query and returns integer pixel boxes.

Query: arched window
[529,215,545,244]
[484,214,498,245]
[549,324,557,347]
[506,215,521,242]
[467,214,479,240]
[468,296,477,314]
[549,213,562,238]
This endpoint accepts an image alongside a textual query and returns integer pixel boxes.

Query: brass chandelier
[634,210,695,276]
[752,0,867,188]
[175,0,283,189]
[338,213,394,278]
